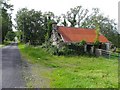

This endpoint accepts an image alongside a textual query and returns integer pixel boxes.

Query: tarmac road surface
[1,43,25,88]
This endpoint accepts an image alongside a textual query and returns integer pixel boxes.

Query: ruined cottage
[50,22,110,54]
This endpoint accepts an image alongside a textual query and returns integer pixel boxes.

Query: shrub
[116,48,120,53]
[58,43,85,56]
[42,41,59,55]
[94,40,100,48]
[42,40,87,56]
[80,40,86,46]
[49,45,58,55]
[62,45,76,55]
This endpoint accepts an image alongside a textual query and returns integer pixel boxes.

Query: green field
[19,44,118,88]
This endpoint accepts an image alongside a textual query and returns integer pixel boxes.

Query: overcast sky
[10,0,119,31]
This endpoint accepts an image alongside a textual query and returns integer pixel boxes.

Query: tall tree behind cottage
[15,6,119,47]
[43,11,55,41]
[59,7,119,47]
[62,6,89,27]
[80,8,119,47]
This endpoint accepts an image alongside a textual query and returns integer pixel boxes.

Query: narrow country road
[1,43,25,88]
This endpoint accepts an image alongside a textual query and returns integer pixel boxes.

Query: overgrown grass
[0,44,4,47]
[1,41,12,47]
[19,44,118,88]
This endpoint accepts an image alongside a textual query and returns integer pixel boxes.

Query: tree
[5,31,16,41]
[1,0,13,43]
[43,12,55,41]
[62,18,67,26]
[15,6,119,47]
[15,8,28,43]
[15,30,23,42]
[64,6,89,27]
[61,14,68,26]
[81,8,100,29]
[16,8,46,45]
[81,8,119,47]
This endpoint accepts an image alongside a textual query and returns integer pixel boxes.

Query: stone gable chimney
[51,22,58,46]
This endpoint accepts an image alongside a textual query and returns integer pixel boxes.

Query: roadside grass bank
[4,41,11,45]
[0,41,13,47]
[19,44,118,88]
[0,44,4,47]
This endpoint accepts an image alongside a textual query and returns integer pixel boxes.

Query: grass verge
[0,44,4,47]
[19,44,118,88]
[0,41,12,47]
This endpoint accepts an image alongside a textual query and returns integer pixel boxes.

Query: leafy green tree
[5,31,16,41]
[16,8,45,45]
[1,0,13,43]
[81,8,119,47]
[43,12,55,41]
[15,6,119,47]
[15,30,23,42]
[81,8,100,29]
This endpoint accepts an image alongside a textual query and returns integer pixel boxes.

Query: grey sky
[10,0,119,31]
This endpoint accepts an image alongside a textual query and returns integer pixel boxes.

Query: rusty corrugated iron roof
[58,26,109,43]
